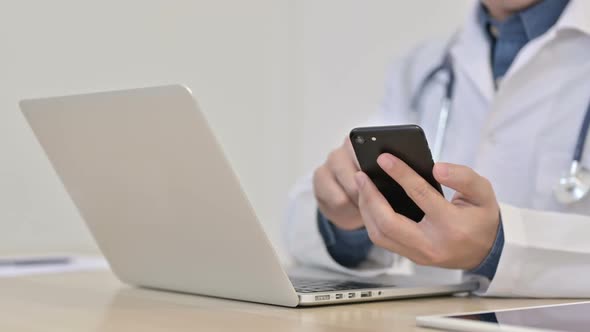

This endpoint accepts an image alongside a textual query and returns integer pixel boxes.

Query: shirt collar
[448,0,590,103]
[477,0,571,41]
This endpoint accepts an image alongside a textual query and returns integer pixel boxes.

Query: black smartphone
[349,125,443,222]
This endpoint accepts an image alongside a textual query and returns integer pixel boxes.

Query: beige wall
[297,0,472,171]
[0,0,472,258]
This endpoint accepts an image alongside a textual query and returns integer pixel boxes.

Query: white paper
[0,255,109,277]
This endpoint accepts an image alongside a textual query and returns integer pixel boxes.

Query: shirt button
[489,25,499,38]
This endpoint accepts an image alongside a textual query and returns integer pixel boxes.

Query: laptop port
[335,294,343,300]
[360,291,372,298]
[314,295,330,301]
[348,293,355,299]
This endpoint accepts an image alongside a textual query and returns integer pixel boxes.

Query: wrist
[469,215,505,280]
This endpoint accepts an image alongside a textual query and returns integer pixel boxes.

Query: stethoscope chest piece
[555,161,590,205]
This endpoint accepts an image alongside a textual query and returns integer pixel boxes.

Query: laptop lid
[20,85,299,307]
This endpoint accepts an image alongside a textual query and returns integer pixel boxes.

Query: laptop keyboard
[290,278,395,293]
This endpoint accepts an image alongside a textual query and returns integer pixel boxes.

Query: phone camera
[354,136,365,144]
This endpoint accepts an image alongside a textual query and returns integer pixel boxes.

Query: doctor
[284,0,590,297]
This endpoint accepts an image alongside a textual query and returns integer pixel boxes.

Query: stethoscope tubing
[573,101,590,163]
[411,53,454,162]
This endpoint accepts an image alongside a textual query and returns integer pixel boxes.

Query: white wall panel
[0,0,472,259]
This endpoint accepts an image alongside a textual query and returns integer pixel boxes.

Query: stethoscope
[411,51,590,205]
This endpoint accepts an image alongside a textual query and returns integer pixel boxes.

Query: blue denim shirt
[318,0,570,279]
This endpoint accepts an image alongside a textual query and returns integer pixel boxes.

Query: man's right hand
[313,137,364,230]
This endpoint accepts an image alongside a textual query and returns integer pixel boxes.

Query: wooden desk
[0,271,577,332]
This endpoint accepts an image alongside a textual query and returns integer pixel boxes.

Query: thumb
[433,163,494,206]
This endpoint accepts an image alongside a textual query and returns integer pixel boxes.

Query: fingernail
[436,163,449,179]
[355,172,367,188]
[377,154,395,170]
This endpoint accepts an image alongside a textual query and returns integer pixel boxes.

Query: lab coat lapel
[488,47,590,133]
[450,3,495,105]
[486,0,590,132]
[505,0,590,80]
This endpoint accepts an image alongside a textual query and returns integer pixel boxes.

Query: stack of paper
[0,255,109,277]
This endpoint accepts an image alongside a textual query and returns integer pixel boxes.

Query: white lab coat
[284,0,590,297]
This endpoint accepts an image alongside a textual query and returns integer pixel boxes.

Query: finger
[344,137,361,169]
[433,163,494,206]
[327,147,360,205]
[355,171,428,254]
[362,213,423,261]
[313,165,356,211]
[377,154,450,218]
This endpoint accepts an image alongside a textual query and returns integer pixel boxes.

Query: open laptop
[20,85,478,307]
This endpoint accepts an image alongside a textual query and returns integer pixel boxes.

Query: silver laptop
[20,85,478,307]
